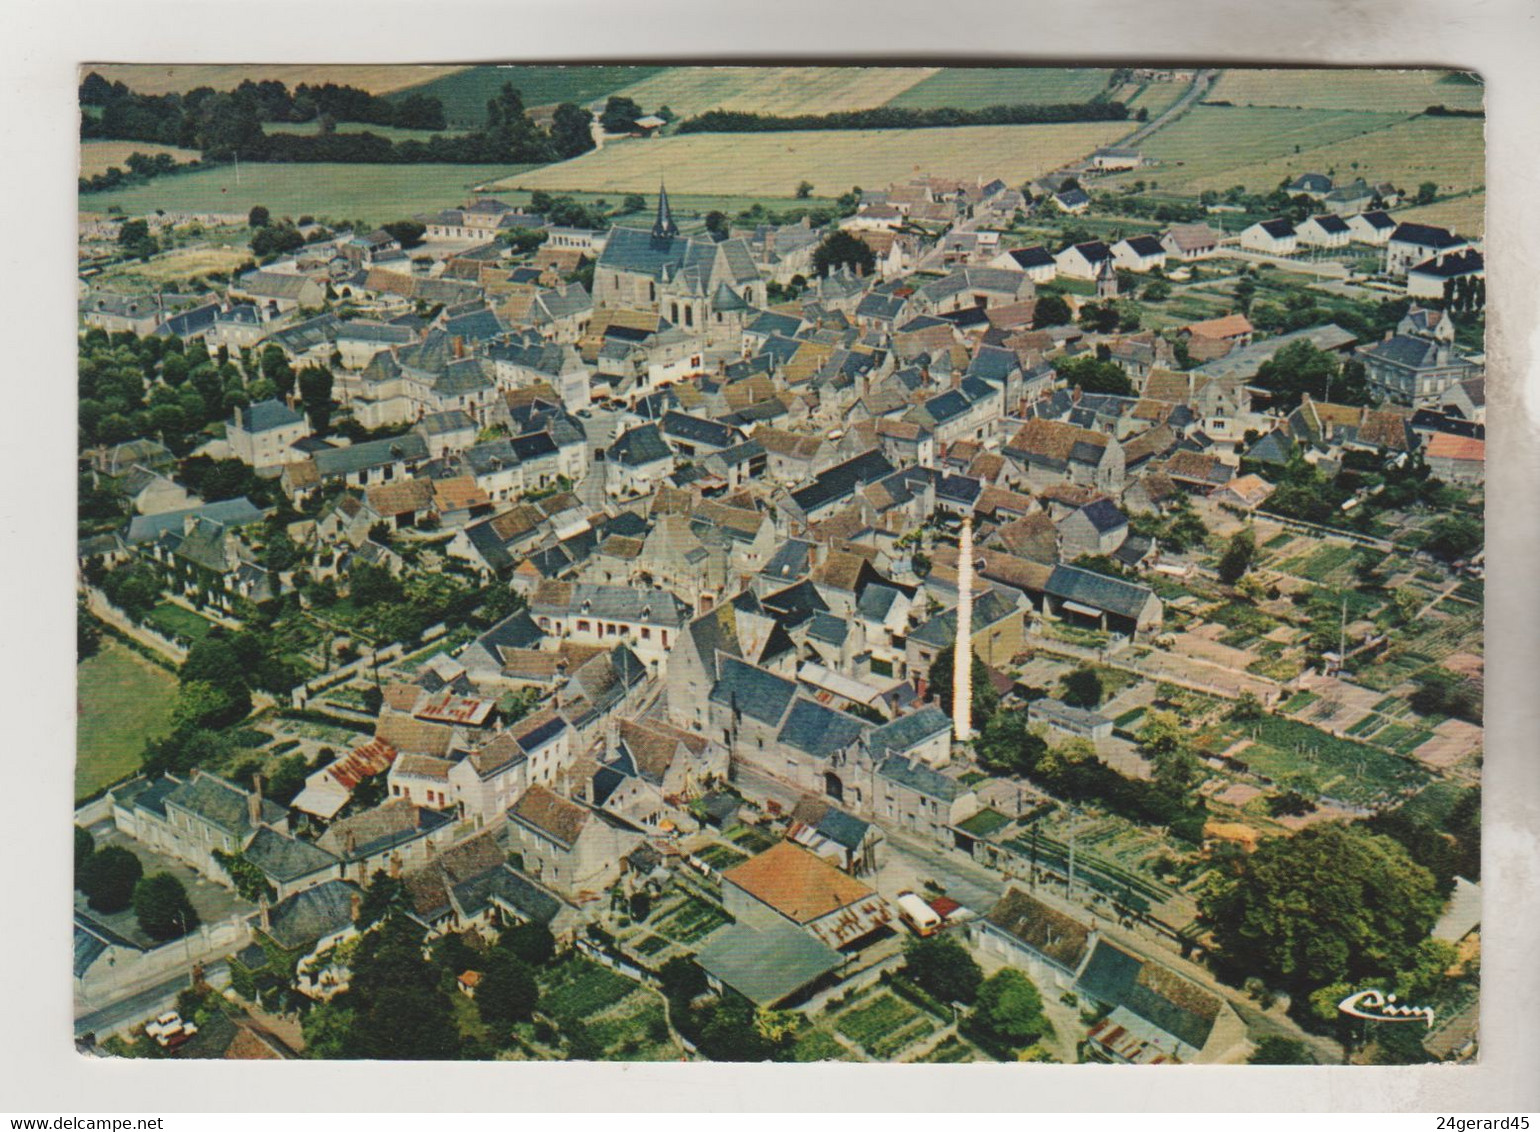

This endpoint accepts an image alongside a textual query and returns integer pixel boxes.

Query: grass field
[1208,68,1484,114]
[86,64,468,97]
[76,162,539,226]
[390,65,666,127]
[142,603,216,645]
[615,67,938,119]
[76,639,178,801]
[499,121,1128,198]
[80,141,201,179]
[1110,107,1485,201]
[887,67,1113,110]
[1125,81,1189,118]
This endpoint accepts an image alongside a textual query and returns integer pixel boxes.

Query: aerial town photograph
[72,62,1485,1067]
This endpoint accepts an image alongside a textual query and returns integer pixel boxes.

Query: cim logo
[1337,988,1436,1028]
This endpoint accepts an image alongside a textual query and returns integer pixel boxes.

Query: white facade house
[226,400,310,469]
[1054,240,1114,281]
[1295,214,1352,250]
[1240,219,1298,256]
[1110,235,1167,273]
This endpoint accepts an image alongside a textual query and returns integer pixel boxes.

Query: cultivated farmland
[888,67,1114,110]
[80,141,201,179]
[85,63,468,97]
[1102,106,1482,198]
[497,122,1130,198]
[76,162,540,227]
[390,65,667,127]
[617,67,939,119]
[1396,190,1488,238]
[1208,68,1484,114]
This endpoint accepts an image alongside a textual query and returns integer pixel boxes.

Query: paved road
[75,962,229,1041]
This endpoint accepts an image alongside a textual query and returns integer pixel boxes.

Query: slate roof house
[1042,563,1162,636]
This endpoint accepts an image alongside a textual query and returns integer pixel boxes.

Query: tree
[1423,515,1481,563]
[1060,667,1103,709]
[477,951,538,1031]
[78,601,101,661]
[550,102,597,159]
[355,869,406,928]
[1137,709,1185,756]
[903,932,984,1004]
[74,826,96,877]
[795,180,814,199]
[927,644,998,725]
[301,1001,355,1059]
[974,708,1048,777]
[811,229,876,278]
[1078,301,1122,334]
[1054,354,1134,397]
[694,992,781,1061]
[1250,1036,1315,1064]
[173,679,249,731]
[972,969,1049,1048]
[1032,293,1072,328]
[1218,529,1257,585]
[1200,824,1442,994]
[1232,691,1265,721]
[297,364,335,433]
[496,920,556,968]
[248,205,271,228]
[78,845,143,913]
[134,872,200,941]
[1141,278,1172,302]
[381,220,426,249]
[704,210,729,240]
[599,95,644,134]
[1416,181,1438,206]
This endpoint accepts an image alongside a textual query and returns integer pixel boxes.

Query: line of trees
[80,75,583,166]
[81,73,447,133]
[80,150,200,194]
[676,101,1130,134]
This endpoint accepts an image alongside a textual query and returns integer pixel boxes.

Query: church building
[592,185,767,328]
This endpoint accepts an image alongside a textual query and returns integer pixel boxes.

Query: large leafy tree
[1200,824,1442,994]
[134,872,200,940]
[927,644,998,726]
[811,230,876,278]
[476,951,538,1031]
[550,102,596,159]
[972,969,1049,1048]
[904,933,983,1005]
[78,845,143,913]
[496,921,556,968]
[974,708,1048,777]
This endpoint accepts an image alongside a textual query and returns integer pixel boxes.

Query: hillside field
[76,162,540,226]
[1208,68,1485,114]
[1396,190,1487,237]
[1098,106,1475,194]
[390,65,667,127]
[80,140,201,179]
[1115,110,1486,202]
[888,67,1114,110]
[496,122,1129,198]
[84,63,468,96]
[614,67,939,119]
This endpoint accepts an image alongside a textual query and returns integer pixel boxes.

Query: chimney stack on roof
[258,892,271,932]
[248,775,263,827]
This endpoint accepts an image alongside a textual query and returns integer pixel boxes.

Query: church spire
[653,181,678,239]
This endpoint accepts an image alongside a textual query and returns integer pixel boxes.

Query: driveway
[84,823,257,948]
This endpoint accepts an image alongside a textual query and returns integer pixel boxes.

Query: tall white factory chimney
[953,517,974,742]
